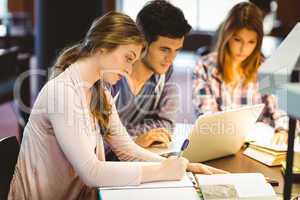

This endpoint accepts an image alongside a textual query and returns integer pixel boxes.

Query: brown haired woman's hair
[51,11,145,135]
[215,2,264,86]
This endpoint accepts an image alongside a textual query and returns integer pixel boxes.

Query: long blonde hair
[216,2,264,86]
[52,11,145,135]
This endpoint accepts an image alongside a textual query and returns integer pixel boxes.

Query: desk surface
[204,149,300,196]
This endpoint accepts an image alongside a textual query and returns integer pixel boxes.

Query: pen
[178,139,189,157]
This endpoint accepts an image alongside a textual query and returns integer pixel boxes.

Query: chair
[196,46,211,56]
[0,46,31,141]
[182,31,213,53]
[0,136,20,199]
[0,47,19,103]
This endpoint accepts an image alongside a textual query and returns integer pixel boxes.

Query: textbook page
[195,173,277,199]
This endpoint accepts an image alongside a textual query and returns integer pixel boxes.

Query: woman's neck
[75,57,101,91]
[73,58,100,112]
[231,59,241,71]
[224,58,244,88]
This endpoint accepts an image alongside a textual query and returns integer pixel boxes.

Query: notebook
[99,172,193,190]
[98,162,198,200]
[99,187,200,200]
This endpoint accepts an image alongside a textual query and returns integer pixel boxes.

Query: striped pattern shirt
[192,52,287,129]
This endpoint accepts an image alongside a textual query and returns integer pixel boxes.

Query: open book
[195,173,277,200]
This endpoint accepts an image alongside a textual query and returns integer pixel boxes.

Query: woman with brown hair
[192,2,287,143]
[8,11,225,200]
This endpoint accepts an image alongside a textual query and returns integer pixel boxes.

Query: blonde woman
[192,2,288,144]
[9,12,224,200]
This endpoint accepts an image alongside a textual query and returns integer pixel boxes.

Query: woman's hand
[271,129,288,145]
[141,156,189,183]
[187,163,229,175]
[158,157,189,180]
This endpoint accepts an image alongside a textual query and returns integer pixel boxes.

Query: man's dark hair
[136,0,191,43]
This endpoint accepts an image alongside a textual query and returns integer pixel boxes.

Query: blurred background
[0,0,299,143]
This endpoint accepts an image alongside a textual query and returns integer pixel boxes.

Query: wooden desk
[204,149,300,197]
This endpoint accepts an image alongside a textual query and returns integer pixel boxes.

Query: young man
[106,2,229,175]
[111,0,191,148]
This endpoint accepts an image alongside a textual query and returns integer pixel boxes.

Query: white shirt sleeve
[47,81,145,187]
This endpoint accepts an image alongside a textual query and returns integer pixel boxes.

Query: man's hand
[187,163,229,175]
[135,128,171,148]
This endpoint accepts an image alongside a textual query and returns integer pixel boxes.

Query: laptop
[148,104,265,162]
[181,104,265,162]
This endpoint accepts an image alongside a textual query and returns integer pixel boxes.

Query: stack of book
[243,143,287,166]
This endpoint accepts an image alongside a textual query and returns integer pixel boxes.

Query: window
[0,0,8,19]
[0,0,8,35]
[117,0,247,31]
[197,0,247,30]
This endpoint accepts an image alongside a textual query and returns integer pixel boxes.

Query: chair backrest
[0,47,31,142]
[0,136,20,199]
[0,47,19,82]
[182,31,213,52]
